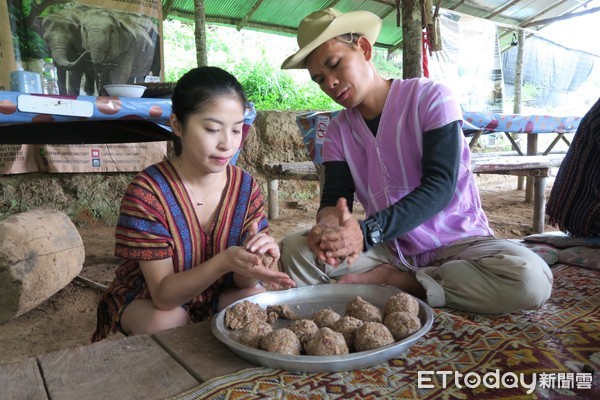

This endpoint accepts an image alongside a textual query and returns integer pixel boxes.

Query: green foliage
[372,49,402,79]
[163,19,339,111]
[231,58,338,111]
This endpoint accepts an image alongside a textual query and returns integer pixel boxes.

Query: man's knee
[515,257,553,310]
[280,230,310,266]
[279,230,327,286]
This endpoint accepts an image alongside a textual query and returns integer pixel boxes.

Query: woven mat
[171,264,599,399]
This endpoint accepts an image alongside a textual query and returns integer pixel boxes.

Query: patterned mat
[171,264,599,399]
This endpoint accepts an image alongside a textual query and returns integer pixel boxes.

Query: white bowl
[103,84,146,98]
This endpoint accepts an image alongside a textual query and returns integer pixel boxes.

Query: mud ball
[266,304,299,322]
[288,319,319,347]
[331,316,364,350]
[354,322,395,352]
[383,311,422,341]
[224,300,268,330]
[312,308,342,328]
[383,292,420,318]
[304,327,349,356]
[237,320,273,348]
[259,328,302,355]
[345,296,383,323]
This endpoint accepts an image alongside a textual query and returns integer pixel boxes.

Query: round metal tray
[211,284,434,373]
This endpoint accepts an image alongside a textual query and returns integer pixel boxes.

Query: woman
[92,66,295,341]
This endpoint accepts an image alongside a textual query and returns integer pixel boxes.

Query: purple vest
[323,78,492,263]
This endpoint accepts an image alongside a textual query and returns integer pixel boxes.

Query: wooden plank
[153,320,254,382]
[263,162,320,180]
[0,358,48,400]
[264,155,564,233]
[265,157,560,178]
[37,334,198,400]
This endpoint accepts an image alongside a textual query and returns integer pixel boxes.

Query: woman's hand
[230,222,295,290]
[225,245,295,289]
[244,222,280,270]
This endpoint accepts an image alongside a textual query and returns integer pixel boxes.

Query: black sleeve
[360,121,462,250]
[319,161,355,213]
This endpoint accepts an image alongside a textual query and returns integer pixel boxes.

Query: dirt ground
[0,174,560,365]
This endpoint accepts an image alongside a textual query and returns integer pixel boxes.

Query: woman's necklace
[181,177,210,206]
[176,159,212,206]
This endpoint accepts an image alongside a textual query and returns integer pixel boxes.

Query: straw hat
[281,8,382,69]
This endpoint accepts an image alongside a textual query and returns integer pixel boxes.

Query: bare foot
[336,264,426,299]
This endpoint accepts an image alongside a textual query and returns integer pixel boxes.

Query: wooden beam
[486,0,522,19]
[446,0,467,11]
[523,6,600,27]
[236,0,266,31]
[388,39,403,54]
[325,0,343,9]
[207,18,299,36]
[517,0,570,28]
[371,0,397,6]
[380,5,397,20]
[162,0,176,20]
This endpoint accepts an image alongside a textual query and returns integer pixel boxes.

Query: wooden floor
[1,321,252,400]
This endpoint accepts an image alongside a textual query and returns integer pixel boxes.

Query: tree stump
[0,209,85,322]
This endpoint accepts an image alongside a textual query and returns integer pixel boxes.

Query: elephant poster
[6,0,163,96]
[0,0,166,175]
[0,1,18,91]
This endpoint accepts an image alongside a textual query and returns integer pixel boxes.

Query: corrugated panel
[162,0,598,50]
[252,0,331,29]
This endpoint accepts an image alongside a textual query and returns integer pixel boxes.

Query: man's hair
[336,33,361,47]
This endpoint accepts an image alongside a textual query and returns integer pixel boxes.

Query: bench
[263,155,564,233]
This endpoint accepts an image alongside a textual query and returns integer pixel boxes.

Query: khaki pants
[279,231,553,314]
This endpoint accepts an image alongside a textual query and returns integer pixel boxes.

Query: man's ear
[357,36,373,61]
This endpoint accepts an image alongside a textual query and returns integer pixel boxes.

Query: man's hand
[317,198,364,266]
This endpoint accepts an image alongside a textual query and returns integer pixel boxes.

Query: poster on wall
[5,0,163,96]
[0,1,18,91]
[0,0,166,175]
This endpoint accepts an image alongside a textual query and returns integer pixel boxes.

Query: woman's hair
[171,66,247,155]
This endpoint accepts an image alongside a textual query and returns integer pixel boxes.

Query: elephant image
[80,7,158,91]
[41,7,95,95]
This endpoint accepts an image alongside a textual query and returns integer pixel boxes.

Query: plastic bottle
[41,57,59,95]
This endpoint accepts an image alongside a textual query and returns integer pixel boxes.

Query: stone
[0,209,85,322]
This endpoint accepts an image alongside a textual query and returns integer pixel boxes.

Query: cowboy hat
[281,8,382,69]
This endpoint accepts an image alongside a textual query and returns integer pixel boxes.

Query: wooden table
[264,155,563,233]
[0,321,251,400]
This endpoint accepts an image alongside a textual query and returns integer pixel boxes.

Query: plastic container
[42,58,59,95]
[10,70,42,94]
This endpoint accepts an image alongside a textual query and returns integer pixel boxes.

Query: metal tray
[211,284,434,373]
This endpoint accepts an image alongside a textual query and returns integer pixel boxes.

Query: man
[278,8,552,314]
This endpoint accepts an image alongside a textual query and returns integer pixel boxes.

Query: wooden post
[268,179,279,220]
[402,0,423,78]
[194,0,208,67]
[513,31,525,114]
[513,30,526,190]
